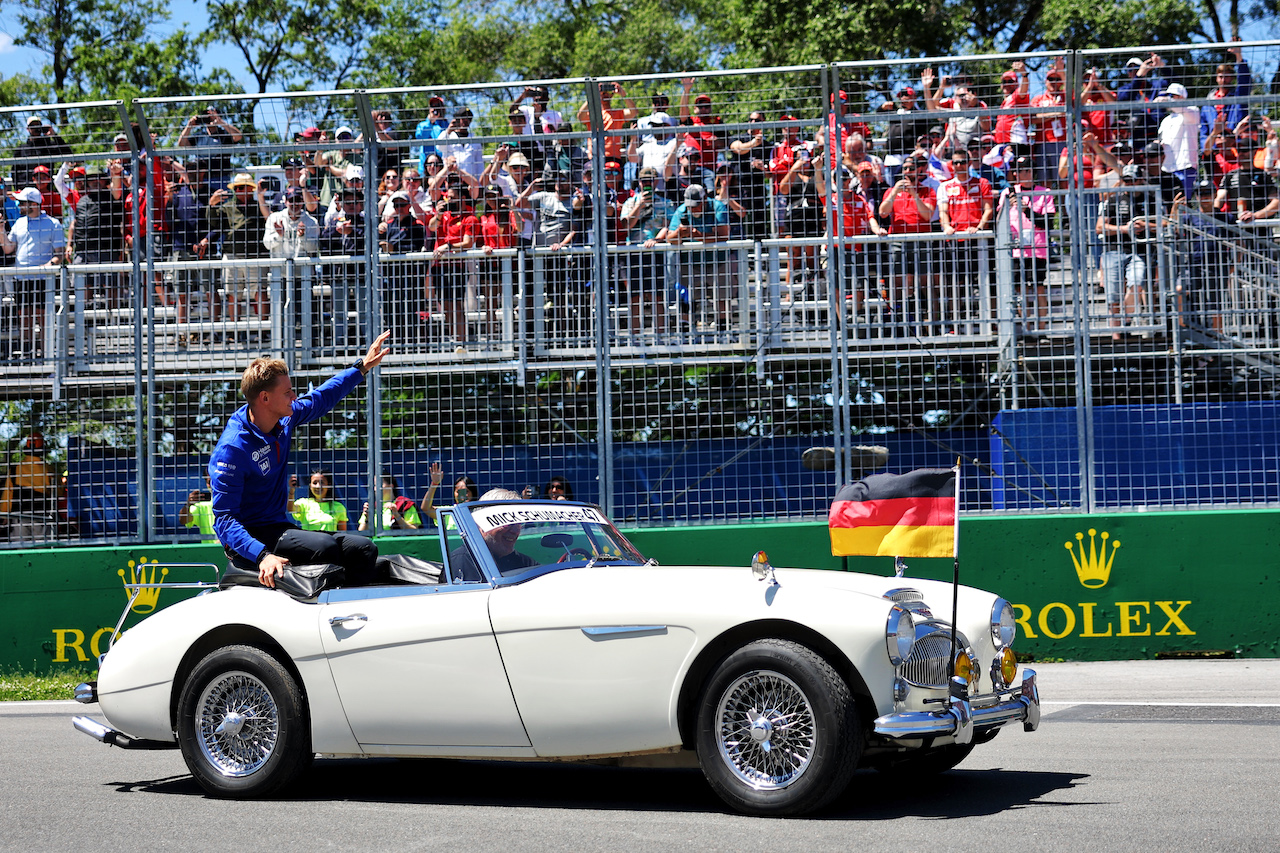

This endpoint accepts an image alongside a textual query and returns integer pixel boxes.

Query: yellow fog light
[1000,647,1018,686]
[954,650,976,687]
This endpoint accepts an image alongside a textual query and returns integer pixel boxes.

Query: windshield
[456,502,647,579]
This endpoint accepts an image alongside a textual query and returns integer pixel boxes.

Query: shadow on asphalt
[114,757,1089,819]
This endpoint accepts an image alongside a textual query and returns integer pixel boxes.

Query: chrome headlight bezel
[990,597,1016,650]
[886,605,915,666]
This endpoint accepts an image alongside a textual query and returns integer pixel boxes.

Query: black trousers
[227,523,379,585]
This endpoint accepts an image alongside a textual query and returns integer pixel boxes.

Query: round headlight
[886,605,914,666]
[990,598,1016,649]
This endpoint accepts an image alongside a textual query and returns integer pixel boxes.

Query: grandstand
[1,44,1278,547]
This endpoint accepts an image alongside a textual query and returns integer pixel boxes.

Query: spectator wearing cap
[264,186,320,259]
[275,156,318,216]
[1095,140,1136,193]
[317,126,359,211]
[1199,43,1252,153]
[322,165,366,230]
[1116,53,1169,151]
[619,165,677,335]
[1170,178,1229,333]
[1096,162,1155,338]
[53,163,85,217]
[481,149,535,248]
[630,118,681,196]
[667,182,732,332]
[440,107,484,178]
[994,61,1031,157]
[0,186,65,357]
[725,110,771,241]
[637,92,677,146]
[1030,60,1068,188]
[882,82,934,185]
[202,172,271,323]
[176,106,243,192]
[415,96,450,177]
[1156,82,1200,200]
[768,116,807,237]
[504,105,547,176]
[579,82,639,164]
[9,116,72,190]
[28,165,63,220]
[999,156,1056,332]
[69,162,127,309]
[677,79,729,165]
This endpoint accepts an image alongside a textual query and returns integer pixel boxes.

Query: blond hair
[241,357,289,400]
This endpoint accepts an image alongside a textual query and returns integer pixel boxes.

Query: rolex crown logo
[119,557,169,614]
[1064,529,1119,589]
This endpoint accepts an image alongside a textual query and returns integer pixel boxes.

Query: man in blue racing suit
[210,330,391,588]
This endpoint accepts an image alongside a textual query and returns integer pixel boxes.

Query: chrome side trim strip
[581,625,667,638]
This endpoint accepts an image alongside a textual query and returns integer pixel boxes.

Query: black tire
[873,742,976,777]
[695,639,861,816]
[176,644,313,798]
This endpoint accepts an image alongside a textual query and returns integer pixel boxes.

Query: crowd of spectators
[4,50,1279,347]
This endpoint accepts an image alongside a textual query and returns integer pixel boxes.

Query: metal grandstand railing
[1,44,1279,547]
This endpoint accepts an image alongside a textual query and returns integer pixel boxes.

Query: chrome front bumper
[873,668,1040,745]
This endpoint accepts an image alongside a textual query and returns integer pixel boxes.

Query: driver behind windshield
[449,488,539,579]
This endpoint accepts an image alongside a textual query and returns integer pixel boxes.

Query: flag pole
[948,457,962,681]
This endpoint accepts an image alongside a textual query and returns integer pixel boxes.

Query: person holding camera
[428,178,481,347]
[440,107,484,178]
[578,82,638,163]
[177,106,243,192]
[202,173,271,324]
[358,473,421,531]
[10,117,71,190]
[877,154,937,322]
[415,95,450,176]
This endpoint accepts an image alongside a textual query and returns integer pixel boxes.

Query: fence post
[583,79,616,518]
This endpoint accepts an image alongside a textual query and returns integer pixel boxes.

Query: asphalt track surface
[3,659,1278,853]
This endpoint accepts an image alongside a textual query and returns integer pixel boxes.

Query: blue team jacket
[209,366,364,562]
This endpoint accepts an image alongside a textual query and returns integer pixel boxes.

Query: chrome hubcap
[195,670,279,777]
[716,670,816,790]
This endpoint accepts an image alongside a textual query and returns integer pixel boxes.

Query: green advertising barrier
[3,508,1277,671]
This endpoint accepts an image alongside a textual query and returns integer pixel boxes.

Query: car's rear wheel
[176,644,312,797]
[695,639,861,816]
[873,741,976,776]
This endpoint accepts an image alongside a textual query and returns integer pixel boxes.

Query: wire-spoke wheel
[696,639,860,816]
[714,670,816,790]
[177,645,312,797]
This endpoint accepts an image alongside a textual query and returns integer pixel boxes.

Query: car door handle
[329,613,368,627]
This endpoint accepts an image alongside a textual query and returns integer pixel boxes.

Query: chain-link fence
[2,43,1279,547]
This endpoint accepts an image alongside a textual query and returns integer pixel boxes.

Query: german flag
[829,468,956,558]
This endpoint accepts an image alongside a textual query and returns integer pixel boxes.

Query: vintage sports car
[73,499,1039,816]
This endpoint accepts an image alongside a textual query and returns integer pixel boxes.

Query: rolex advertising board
[1,509,1277,671]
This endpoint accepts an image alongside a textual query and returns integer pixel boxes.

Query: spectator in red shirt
[678,79,728,164]
[578,82,638,164]
[877,154,937,320]
[994,61,1031,158]
[427,180,481,348]
[827,164,885,310]
[1031,61,1068,187]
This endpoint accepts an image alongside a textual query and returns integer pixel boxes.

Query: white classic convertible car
[73,499,1039,816]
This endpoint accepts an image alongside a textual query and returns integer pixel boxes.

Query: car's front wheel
[695,639,861,816]
[176,644,312,797]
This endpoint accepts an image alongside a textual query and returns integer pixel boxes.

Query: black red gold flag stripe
[828,468,956,557]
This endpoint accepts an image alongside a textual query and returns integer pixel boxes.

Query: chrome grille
[900,632,953,687]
